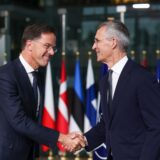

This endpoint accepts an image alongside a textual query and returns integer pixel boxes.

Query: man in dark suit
[0,23,85,160]
[82,21,160,160]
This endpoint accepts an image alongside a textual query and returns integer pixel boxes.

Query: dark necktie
[107,69,113,114]
[32,71,38,109]
[32,71,40,156]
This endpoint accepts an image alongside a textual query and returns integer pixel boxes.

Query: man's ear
[111,37,117,49]
[25,40,33,51]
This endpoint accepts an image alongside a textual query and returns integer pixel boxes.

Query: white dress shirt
[19,54,35,85]
[110,56,128,98]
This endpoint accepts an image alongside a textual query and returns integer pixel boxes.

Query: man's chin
[45,57,50,62]
[97,57,102,62]
[41,61,49,67]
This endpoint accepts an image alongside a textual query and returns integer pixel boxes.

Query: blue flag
[93,63,108,160]
[69,56,84,132]
[84,57,97,132]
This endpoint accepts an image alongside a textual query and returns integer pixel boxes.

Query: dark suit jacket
[85,59,160,160]
[0,58,59,160]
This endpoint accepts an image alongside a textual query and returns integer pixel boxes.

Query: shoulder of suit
[0,58,19,77]
[128,59,154,81]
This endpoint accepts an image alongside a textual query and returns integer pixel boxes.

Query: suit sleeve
[0,71,59,150]
[84,112,106,151]
[138,73,160,160]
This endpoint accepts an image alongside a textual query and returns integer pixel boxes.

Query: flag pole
[76,51,80,58]
[58,8,67,53]
[88,152,93,160]
[48,150,54,160]
[142,50,147,56]
[59,151,67,160]
[62,51,66,56]
[130,50,135,61]
[75,153,80,160]
[88,51,92,57]
[156,49,160,59]
[62,51,66,61]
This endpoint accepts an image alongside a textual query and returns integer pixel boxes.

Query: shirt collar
[19,54,34,74]
[111,56,128,75]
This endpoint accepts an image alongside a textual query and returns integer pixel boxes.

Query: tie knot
[108,69,113,79]
[32,71,38,79]
[108,69,113,75]
[107,69,113,86]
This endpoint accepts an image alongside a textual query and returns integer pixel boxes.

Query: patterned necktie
[107,69,113,114]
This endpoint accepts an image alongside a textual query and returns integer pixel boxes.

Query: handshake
[58,132,87,152]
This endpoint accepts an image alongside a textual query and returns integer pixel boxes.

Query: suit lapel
[13,58,37,115]
[109,59,134,127]
[100,75,111,123]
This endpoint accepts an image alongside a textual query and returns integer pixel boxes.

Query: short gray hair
[98,20,130,52]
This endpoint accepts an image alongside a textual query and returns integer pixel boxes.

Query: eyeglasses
[34,40,58,53]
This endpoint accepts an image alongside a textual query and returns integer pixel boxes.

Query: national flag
[84,55,97,132]
[93,63,108,160]
[140,50,147,68]
[41,62,56,152]
[156,50,160,83]
[56,55,69,151]
[69,54,84,132]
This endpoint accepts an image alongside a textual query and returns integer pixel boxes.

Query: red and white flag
[56,57,69,151]
[42,62,56,152]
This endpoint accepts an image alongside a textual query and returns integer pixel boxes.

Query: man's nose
[92,42,96,50]
[49,47,55,55]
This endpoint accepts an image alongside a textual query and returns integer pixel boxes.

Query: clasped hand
[58,132,87,152]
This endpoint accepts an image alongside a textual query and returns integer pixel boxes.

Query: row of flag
[130,49,160,68]
[134,50,160,83]
[132,50,160,82]
[41,52,108,159]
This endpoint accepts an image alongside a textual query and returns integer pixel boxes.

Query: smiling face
[24,32,56,69]
[92,26,114,64]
